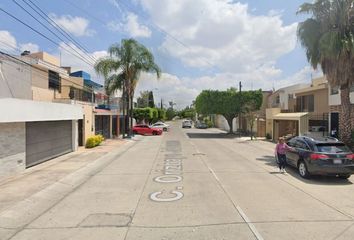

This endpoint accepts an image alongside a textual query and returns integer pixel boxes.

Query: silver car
[182,120,192,128]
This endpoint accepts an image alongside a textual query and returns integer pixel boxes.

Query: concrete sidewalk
[0,138,129,214]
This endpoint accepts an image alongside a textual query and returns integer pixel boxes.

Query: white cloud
[107,12,152,38]
[20,43,39,53]
[0,30,17,52]
[0,30,39,54]
[139,0,297,73]
[50,14,95,37]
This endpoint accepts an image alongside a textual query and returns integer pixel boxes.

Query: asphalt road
[2,121,354,240]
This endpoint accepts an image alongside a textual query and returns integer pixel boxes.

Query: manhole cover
[80,213,132,227]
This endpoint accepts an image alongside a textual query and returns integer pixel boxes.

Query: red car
[132,124,163,135]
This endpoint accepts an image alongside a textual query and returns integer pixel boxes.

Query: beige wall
[31,67,48,89]
[61,76,84,99]
[32,86,62,102]
[296,88,329,115]
[82,104,95,143]
[28,52,60,67]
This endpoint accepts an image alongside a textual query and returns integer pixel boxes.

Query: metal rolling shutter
[26,121,72,167]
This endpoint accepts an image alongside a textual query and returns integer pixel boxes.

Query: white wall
[279,83,310,110]
[0,59,32,99]
[215,115,237,132]
[328,86,354,106]
[0,98,83,123]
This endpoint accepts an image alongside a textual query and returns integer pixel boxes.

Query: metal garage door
[26,121,72,167]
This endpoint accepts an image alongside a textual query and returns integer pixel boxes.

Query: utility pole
[160,98,163,110]
[239,81,242,132]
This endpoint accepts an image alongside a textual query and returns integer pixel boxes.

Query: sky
[0,0,322,109]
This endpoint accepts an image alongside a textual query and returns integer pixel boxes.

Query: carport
[266,108,309,140]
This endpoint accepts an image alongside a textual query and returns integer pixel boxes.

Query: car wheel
[338,175,351,179]
[298,160,310,179]
[133,130,138,135]
[163,128,167,131]
[152,131,157,135]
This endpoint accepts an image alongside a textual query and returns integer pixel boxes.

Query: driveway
[1,121,354,240]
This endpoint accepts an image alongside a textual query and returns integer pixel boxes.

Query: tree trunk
[129,95,134,136]
[225,116,234,134]
[121,90,126,138]
[339,86,352,145]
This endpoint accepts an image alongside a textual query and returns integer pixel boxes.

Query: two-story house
[0,51,82,178]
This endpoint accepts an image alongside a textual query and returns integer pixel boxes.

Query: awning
[273,112,308,121]
[0,98,83,123]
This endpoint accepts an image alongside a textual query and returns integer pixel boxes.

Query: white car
[182,120,192,128]
[151,122,170,131]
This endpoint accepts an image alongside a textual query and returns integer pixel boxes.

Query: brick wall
[0,123,26,179]
[330,105,354,128]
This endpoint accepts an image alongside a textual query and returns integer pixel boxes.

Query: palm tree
[297,0,354,145]
[95,39,161,137]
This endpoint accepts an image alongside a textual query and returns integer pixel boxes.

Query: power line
[24,0,97,62]
[11,0,95,66]
[0,6,95,67]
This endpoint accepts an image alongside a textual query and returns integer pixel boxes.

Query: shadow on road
[186,133,240,139]
[256,155,353,186]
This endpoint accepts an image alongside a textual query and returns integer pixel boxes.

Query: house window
[331,86,339,95]
[296,95,314,112]
[275,96,280,104]
[288,94,294,99]
[48,70,61,93]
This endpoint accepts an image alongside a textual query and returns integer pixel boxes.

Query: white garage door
[26,121,73,167]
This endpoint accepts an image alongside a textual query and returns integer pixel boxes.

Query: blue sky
[0,0,317,108]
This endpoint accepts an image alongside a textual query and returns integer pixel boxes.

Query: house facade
[0,52,82,178]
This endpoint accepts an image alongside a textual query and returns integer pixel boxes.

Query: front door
[330,112,339,136]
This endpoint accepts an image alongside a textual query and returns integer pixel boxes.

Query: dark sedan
[286,136,354,179]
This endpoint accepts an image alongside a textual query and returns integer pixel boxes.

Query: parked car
[182,120,192,128]
[151,122,170,131]
[195,121,208,129]
[286,136,354,179]
[132,125,163,135]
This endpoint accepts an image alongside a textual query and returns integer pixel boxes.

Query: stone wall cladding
[0,122,26,178]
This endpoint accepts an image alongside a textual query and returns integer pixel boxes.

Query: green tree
[195,89,262,134]
[137,91,150,108]
[297,1,354,145]
[148,91,155,108]
[95,39,161,137]
[242,90,263,140]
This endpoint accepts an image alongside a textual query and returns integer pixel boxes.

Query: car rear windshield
[316,143,351,153]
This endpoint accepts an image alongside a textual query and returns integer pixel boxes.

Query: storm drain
[80,213,132,227]
[192,153,206,156]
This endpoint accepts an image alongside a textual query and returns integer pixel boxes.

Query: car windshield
[316,143,351,153]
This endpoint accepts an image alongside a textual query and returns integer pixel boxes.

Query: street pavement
[1,121,354,239]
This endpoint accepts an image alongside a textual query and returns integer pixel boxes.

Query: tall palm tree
[95,39,161,137]
[297,0,354,145]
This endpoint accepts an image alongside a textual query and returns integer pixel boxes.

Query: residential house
[266,83,311,140]
[0,52,82,178]
[294,76,329,133]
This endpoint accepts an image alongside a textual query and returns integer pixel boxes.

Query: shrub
[85,135,104,148]
[266,133,272,140]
